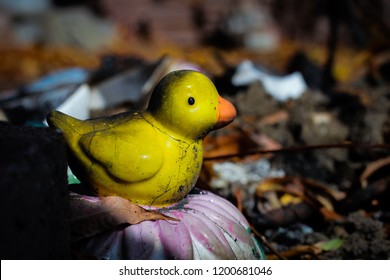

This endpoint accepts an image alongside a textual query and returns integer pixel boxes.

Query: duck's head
[148,70,236,140]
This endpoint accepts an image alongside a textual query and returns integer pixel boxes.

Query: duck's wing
[79,125,164,183]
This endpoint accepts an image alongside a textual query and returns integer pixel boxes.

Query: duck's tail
[47,111,90,144]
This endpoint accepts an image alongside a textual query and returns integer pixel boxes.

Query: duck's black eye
[188,97,195,105]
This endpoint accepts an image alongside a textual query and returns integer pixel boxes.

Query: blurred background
[0,0,389,88]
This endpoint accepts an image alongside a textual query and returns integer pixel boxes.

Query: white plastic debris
[210,159,285,189]
[56,84,90,120]
[42,84,90,125]
[232,60,308,102]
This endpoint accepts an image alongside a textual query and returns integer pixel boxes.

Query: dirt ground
[204,75,390,259]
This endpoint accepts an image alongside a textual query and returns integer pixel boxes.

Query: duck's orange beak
[214,95,237,129]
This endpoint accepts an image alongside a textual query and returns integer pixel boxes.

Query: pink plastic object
[73,189,265,260]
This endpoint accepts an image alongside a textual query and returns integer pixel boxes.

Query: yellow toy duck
[47,70,236,206]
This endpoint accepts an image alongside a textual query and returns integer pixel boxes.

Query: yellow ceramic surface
[47,70,236,206]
